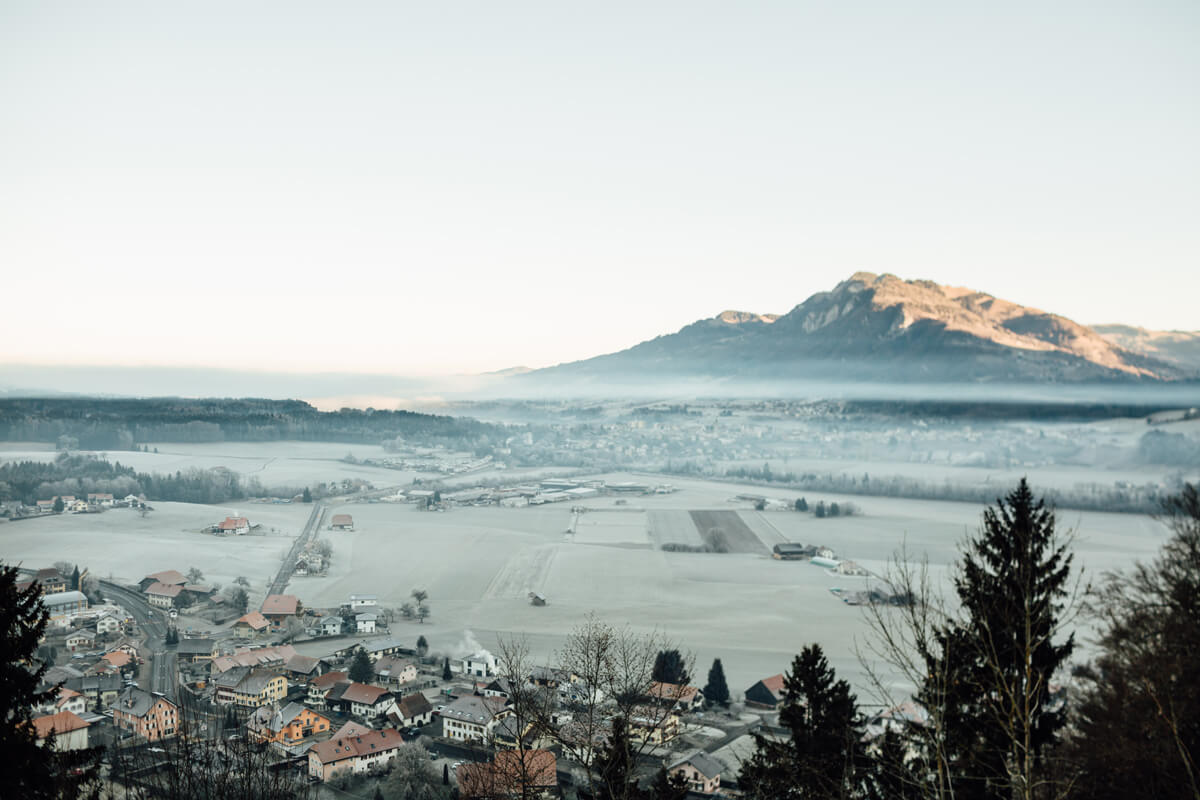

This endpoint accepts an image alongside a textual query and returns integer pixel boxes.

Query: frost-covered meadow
[0,442,1178,698]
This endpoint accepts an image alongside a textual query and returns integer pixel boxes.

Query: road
[101,580,177,700]
[265,502,326,598]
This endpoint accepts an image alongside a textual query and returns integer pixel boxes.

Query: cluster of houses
[364,478,676,511]
[137,569,216,612]
[228,592,387,640]
[26,492,146,515]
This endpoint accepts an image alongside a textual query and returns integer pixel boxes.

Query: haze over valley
[4,1,1199,795]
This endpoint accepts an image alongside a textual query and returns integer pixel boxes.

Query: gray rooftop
[668,749,723,780]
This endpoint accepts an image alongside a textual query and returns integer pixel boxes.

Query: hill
[526,273,1188,385]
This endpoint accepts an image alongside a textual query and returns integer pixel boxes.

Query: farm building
[745,673,785,709]
[216,516,251,535]
[330,514,354,531]
[772,543,815,560]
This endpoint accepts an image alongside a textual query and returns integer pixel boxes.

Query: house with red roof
[33,710,91,751]
[307,728,405,782]
[232,611,270,639]
[744,673,786,709]
[216,516,250,535]
[458,749,558,799]
[145,581,184,608]
[261,594,301,630]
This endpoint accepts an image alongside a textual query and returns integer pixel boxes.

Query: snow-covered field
[283,473,1172,699]
[0,445,1177,699]
[0,440,425,489]
[0,501,310,606]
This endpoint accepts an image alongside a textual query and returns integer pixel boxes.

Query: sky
[1,0,1197,378]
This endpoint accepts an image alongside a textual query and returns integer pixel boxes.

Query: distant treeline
[667,461,1174,514]
[0,397,509,450]
[1,452,273,506]
[836,398,1186,422]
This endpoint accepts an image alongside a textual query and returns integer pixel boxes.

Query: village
[8,466,1134,798]
[16,552,875,799]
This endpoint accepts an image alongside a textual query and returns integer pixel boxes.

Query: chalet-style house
[284,653,329,681]
[373,655,417,689]
[667,750,722,795]
[388,693,434,728]
[306,671,349,710]
[261,594,301,630]
[247,702,333,747]
[65,630,96,652]
[330,682,397,720]
[330,514,354,531]
[232,611,270,638]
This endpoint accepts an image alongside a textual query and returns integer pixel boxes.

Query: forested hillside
[0,398,508,450]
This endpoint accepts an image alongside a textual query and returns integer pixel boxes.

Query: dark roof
[115,686,175,718]
[396,693,433,719]
[669,749,723,780]
[177,638,215,655]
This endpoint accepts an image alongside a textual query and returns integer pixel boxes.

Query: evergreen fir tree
[920,479,1074,800]
[442,657,452,681]
[648,767,689,800]
[70,566,80,591]
[594,715,640,800]
[651,649,689,685]
[1068,483,1200,799]
[739,644,865,800]
[416,635,428,657]
[0,565,104,798]
[302,486,312,503]
[703,658,730,707]
[349,648,374,683]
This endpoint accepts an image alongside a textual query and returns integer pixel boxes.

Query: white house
[461,650,498,678]
[439,695,509,743]
[65,630,96,652]
[348,594,377,612]
[341,683,397,720]
[355,613,377,634]
[34,711,90,751]
[96,614,122,635]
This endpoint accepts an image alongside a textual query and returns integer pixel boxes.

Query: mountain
[1092,325,1200,373]
[526,272,1188,385]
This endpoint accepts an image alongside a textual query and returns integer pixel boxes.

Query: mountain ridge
[525,273,1194,384]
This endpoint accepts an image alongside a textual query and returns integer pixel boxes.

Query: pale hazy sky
[2,1,1197,376]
